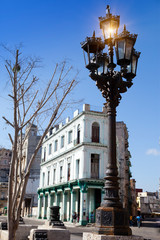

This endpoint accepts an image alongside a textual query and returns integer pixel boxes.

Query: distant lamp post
[81,5,140,235]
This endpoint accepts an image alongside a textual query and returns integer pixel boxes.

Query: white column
[37,194,42,219]
[62,191,67,221]
[70,190,76,222]
[79,190,84,224]
[43,193,47,219]
[75,190,79,214]
[66,191,71,221]
[47,192,51,220]
[79,189,88,225]
[53,192,58,206]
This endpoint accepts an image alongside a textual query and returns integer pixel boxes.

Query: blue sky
[0,0,160,192]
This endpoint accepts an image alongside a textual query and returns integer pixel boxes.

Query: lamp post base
[83,233,144,240]
[95,207,131,236]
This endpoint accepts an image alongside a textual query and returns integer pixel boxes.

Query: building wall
[116,122,131,211]
[0,148,12,211]
[137,191,160,216]
[0,148,11,182]
[130,179,137,216]
[38,104,131,224]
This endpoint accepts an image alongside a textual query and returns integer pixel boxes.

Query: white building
[37,104,131,225]
[21,124,41,217]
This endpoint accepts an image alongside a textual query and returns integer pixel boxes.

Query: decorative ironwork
[102,211,112,226]
[0,222,7,230]
[34,230,48,239]
[81,4,140,236]
[115,25,137,42]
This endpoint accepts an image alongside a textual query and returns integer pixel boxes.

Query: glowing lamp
[99,5,120,40]
[115,25,137,67]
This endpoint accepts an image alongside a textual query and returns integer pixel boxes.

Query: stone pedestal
[96,207,131,236]
[30,228,70,240]
[83,233,144,240]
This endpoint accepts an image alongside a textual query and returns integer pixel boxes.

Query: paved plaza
[0,216,159,240]
[67,218,160,240]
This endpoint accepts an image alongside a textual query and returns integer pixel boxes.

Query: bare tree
[3,49,77,240]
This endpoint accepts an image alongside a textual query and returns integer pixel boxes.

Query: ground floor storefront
[37,179,104,225]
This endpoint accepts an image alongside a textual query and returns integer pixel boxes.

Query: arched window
[92,122,100,143]
[77,124,80,144]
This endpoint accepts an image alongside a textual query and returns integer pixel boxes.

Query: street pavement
[0,216,159,240]
[66,218,160,240]
[131,218,160,240]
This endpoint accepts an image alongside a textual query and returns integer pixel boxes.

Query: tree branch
[2,117,14,128]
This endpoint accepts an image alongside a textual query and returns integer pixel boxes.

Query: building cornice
[37,178,105,194]
[43,110,107,144]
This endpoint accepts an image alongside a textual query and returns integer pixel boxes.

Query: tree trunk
[8,220,17,240]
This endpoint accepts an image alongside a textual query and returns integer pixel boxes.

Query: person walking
[129,215,133,226]
[72,212,77,223]
[136,215,141,228]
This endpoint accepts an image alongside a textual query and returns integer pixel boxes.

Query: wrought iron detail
[105,189,119,198]
[0,222,7,230]
[102,211,112,226]
[34,230,48,239]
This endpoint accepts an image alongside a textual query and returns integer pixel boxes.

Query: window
[31,130,35,136]
[43,147,46,162]
[53,168,56,184]
[49,127,53,136]
[76,159,80,179]
[47,171,50,185]
[49,143,52,155]
[42,172,45,186]
[61,136,65,148]
[60,166,63,182]
[54,140,58,152]
[67,163,71,181]
[77,124,80,144]
[68,130,72,144]
[92,122,100,143]
[91,154,99,178]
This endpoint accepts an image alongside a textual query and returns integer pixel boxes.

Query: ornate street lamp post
[81,6,140,235]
